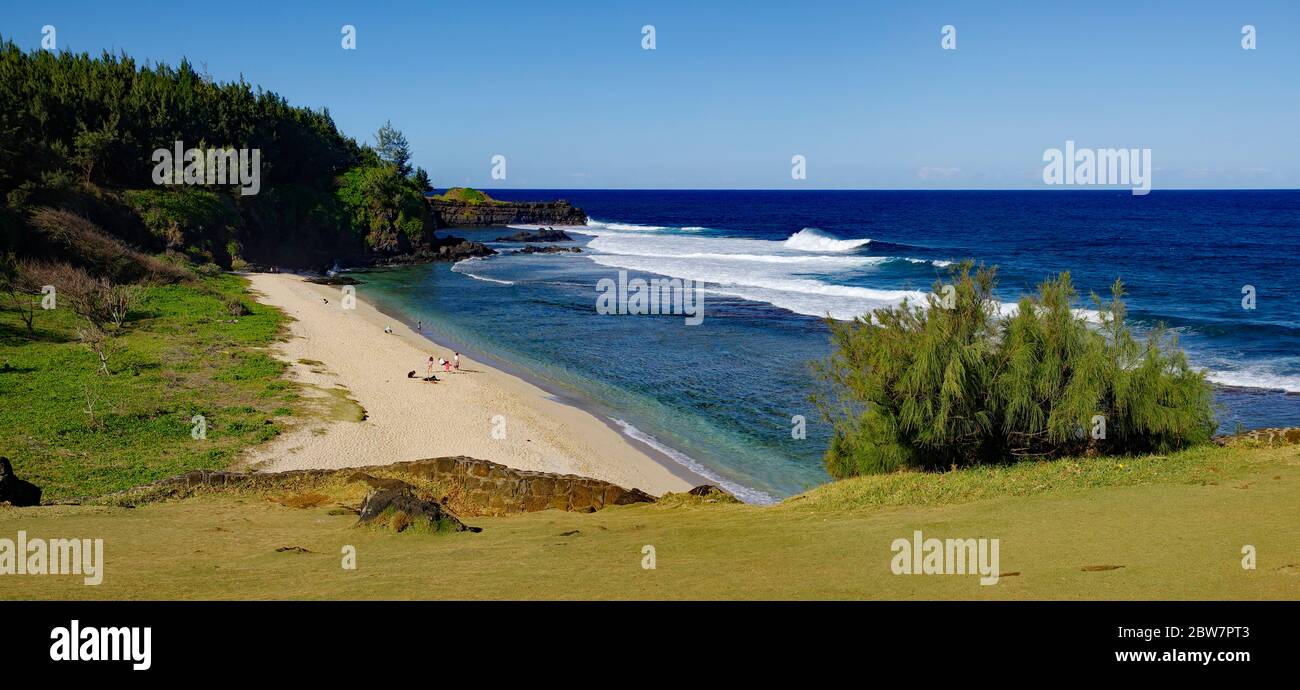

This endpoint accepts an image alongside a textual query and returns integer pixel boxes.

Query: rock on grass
[357,485,481,534]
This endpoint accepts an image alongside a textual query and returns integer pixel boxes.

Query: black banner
[0,600,1290,679]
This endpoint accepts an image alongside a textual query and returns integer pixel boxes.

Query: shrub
[27,207,190,284]
[812,262,1215,478]
[224,295,253,316]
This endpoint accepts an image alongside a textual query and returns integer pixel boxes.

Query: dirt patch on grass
[272,492,330,509]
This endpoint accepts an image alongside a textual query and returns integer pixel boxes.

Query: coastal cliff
[427,188,587,228]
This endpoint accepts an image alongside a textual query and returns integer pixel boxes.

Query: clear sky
[2,1,1298,189]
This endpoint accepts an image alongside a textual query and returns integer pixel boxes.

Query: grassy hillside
[2,440,1295,600]
[431,187,496,204]
[0,274,295,498]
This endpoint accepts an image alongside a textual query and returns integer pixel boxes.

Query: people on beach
[453,352,460,370]
[407,369,438,382]
[384,325,393,334]
[443,357,452,372]
[417,321,422,332]
[426,356,435,377]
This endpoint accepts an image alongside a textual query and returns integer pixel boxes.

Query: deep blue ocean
[354,190,1300,502]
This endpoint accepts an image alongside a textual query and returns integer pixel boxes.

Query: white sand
[241,273,692,496]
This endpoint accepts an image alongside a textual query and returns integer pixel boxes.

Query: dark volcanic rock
[357,484,482,533]
[306,275,362,285]
[429,198,587,228]
[369,234,497,266]
[494,228,574,243]
[516,245,582,255]
[0,457,41,507]
[435,238,496,261]
[686,484,739,503]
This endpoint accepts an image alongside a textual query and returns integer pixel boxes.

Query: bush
[812,262,1216,478]
[27,207,190,284]
[224,295,252,316]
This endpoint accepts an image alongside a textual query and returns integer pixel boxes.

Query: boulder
[494,228,574,243]
[516,245,582,255]
[356,484,481,533]
[0,457,41,507]
[306,275,362,285]
[686,484,739,503]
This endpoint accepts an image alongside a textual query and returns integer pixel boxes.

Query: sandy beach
[241,273,693,496]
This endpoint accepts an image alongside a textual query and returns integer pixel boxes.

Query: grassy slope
[431,187,495,204]
[0,275,295,498]
[2,442,1296,600]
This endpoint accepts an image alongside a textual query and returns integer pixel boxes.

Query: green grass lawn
[0,274,295,499]
[2,442,1295,600]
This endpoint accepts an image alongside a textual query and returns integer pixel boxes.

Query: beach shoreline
[240,272,698,497]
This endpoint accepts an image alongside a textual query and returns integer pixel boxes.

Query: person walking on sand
[426,356,435,377]
[453,352,460,370]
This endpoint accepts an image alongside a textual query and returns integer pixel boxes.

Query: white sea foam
[451,257,515,285]
[610,418,777,505]
[782,227,872,252]
[899,257,953,267]
[1204,365,1300,393]
[580,227,936,319]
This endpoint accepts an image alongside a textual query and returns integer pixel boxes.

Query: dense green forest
[0,39,432,270]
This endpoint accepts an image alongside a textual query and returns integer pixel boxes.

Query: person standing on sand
[426,356,435,377]
[443,357,452,373]
[453,352,460,370]
[417,321,422,333]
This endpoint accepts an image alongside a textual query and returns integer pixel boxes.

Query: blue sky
[3,1,1298,189]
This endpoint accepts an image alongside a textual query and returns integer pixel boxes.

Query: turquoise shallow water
[356,256,819,504]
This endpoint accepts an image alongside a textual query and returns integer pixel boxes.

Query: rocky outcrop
[429,199,587,229]
[368,234,496,265]
[0,457,41,507]
[420,456,657,515]
[516,245,582,255]
[306,275,362,285]
[106,456,657,517]
[1213,427,1300,447]
[495,228,574,242]
[357,484,481,533]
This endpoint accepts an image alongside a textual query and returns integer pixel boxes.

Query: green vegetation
[3,442,1295,600]
[335,164,428,252]
[433,187,496,204]
[0,39,432,268]
[0,273,293,499]
[813,262,1215,478]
